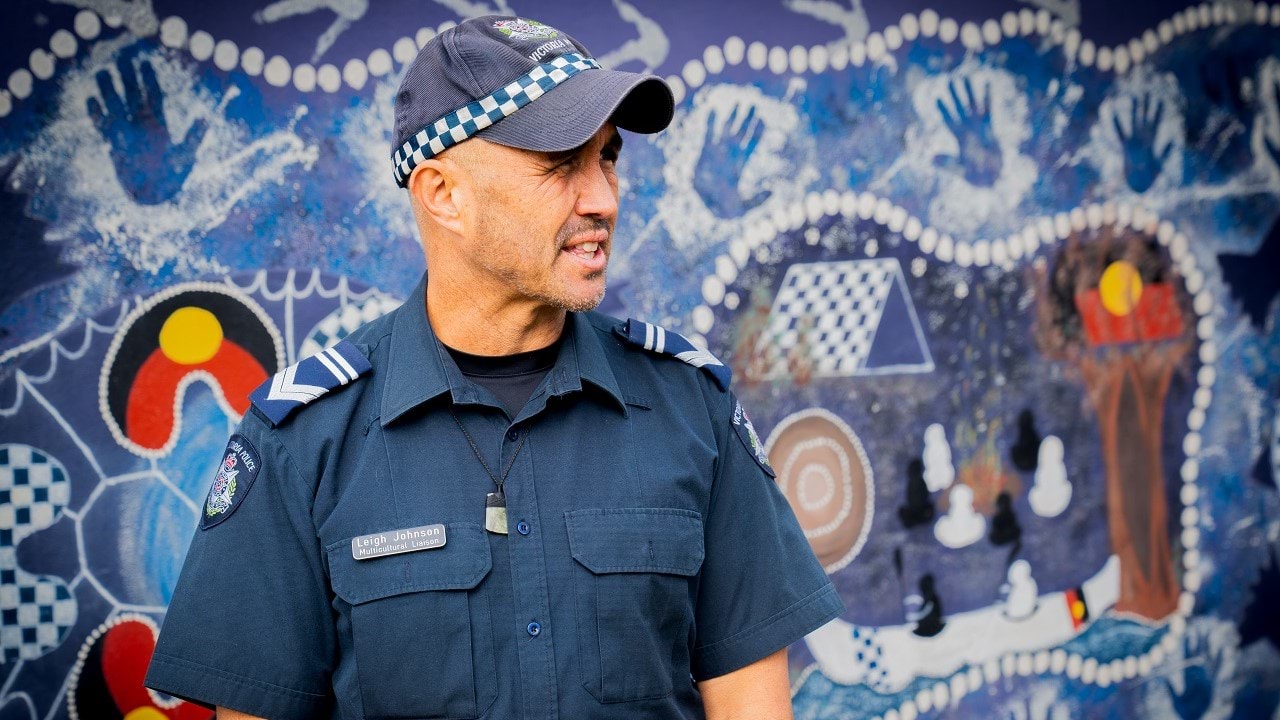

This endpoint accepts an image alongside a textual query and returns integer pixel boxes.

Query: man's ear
[407,158,465,235]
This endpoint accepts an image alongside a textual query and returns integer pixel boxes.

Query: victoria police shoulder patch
[249,339,372,426]
[731,396,775,478]
[202,434,262,529]
[618,318,732,391]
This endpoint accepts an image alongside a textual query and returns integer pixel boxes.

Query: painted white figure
[934,484,985,548]
[783,0,869,43]
[922,423,955,492]
[253,0,370,62]
[804,555,1121,693]
[597,0,669,73]
[1001,560,1038,620]
[1029,436,1072,517]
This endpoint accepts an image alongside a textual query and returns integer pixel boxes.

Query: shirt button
[527,621,542,637]
[507,428,520,442]
[517,520,530,535]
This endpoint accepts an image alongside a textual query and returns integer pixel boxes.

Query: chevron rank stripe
[620,318,732,391]
[249,340,372,426]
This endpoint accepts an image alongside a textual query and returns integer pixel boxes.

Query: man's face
[456,124,623,313]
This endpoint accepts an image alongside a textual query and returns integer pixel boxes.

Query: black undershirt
[442,337,561,417]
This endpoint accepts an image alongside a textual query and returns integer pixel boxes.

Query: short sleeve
[691,391,845,680]
[144,408,335,718]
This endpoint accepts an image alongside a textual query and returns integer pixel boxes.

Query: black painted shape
[989,491,1022,547]
[910,574,945,638]
[1010,408,1042,473]
[1239,545,1280,651]
[897,458,935,529]
[1253,436,1274,490]
[1218,218,1280,330]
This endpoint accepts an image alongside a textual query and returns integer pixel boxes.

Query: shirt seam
[255,415,331,601]
[703,383,735,521]
[150,651,328,700]
[693,582,836,656]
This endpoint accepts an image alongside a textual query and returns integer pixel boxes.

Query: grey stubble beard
[478,211,611,313]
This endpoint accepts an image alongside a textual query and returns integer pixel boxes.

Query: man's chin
[553,281,607,313]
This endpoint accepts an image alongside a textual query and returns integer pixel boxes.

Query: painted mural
[1,0,1279,718]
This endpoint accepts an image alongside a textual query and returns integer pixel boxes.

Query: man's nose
[575,162,619,221]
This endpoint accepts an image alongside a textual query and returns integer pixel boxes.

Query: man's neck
[425,276,567,356]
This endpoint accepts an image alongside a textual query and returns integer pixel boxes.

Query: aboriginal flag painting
[100,284,283,457]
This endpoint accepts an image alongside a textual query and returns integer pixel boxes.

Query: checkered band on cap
[392,52,601,187]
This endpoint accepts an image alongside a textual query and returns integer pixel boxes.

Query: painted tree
[1036,223,1194,620]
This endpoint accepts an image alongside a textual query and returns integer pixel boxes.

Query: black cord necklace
[450,409,526,535]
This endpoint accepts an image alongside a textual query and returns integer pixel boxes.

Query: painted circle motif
[98,281,284,457]
[765,408,874,573]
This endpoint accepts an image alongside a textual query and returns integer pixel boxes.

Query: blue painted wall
[1,1,1279,717]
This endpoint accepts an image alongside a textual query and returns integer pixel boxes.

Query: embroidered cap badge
[493,18,559,41]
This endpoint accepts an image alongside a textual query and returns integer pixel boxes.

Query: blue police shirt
[145,273,844,719]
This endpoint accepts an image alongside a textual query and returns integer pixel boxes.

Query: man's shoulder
[248,339,373,428]
[245,301,399,431]
[581,310,732,398]
[601,313,732,392]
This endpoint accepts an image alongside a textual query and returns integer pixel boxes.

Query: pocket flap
[565,508,704,576]
[327,523,491,604]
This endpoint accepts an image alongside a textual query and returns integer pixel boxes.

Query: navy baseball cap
[391,16,674,187]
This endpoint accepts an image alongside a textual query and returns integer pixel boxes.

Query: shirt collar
[380,274,627,425]
[558,311,628,416]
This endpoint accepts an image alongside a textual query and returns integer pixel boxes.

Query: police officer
[146,15,843,719]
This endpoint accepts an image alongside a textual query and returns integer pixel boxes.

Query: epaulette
[618,318,732,391]
[249,340,372,426]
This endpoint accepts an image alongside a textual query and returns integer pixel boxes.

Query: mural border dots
[754,192,1215,715]
[96,280,284,459]
[0,10,456,115]
[4,3,1280,116]
[666,2,1280,102]
[65,612,184,720]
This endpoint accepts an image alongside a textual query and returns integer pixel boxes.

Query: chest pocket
[565,508,704,703]
[327,523,496,720]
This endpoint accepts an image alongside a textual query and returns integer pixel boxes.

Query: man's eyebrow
[542,130,623,164]
[543,146,579,165]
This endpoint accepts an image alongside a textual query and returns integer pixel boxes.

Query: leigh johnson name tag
[351,524,446,560]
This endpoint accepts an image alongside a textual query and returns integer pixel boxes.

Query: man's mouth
[560,229,609,271]
[562,229,608,260]
[566,241,600,258]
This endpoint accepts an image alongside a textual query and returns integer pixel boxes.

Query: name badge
[351,524,447,560]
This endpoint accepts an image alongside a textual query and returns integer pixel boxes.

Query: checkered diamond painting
[299,293,402,361]
[755,259,933,379]
[0,445,77,662]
